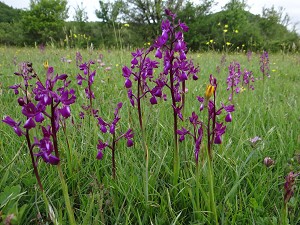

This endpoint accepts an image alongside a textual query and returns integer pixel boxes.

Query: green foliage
[21,0,68,45]
[0,2,22,23]
[0,0,299,52]
[0,185,27,224]
[0,22,24,46]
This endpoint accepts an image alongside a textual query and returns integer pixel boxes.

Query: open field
[0,46,300,224]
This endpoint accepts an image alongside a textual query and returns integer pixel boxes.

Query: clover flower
[250,136,261,143]
[284,172,299,204]
[263,157,275,167]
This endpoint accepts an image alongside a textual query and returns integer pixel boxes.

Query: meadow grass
[0,46,299,224]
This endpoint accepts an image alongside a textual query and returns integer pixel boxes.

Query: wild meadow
[1,12,300,225]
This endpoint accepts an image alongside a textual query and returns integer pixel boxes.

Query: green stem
[195,163,200,220]
[42,191,59,225]
[137,74,149,205]
[57,163,76,225]
[169,63,179,186]
[112,133,116,179]
[141,128,149,205]
[282,204,288,225]
[137,99,149,205]
[207,156,218,224]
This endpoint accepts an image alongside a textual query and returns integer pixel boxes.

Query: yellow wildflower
[43,60,49,70]
[226,42,231,46]
[223,29,228,33]
[205,84,215,100]
[235,29,239,33]
[124,23,130,27]
[224,24,228,28]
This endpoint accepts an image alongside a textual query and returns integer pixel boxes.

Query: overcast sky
[2,0,300,32]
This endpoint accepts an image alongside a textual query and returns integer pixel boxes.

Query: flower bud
[263,157,275,167]
[205,84,215,100]
[17,97,25,106]
[150,96,157,105]
[96,150,104,160]
[127,139,133,147]
[125,79,132,88]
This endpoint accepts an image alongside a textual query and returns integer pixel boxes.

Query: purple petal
[100,125,107,133]
[225,113,232,122]
[96,150,104,160]
[150,96,157,105]
[76,74,84,85]
[131,57,138,65]
[13,126,23,137]
[2,116,17,127]
[214,135,222,144]
[122,66,132,78]
[125,79,132,88]
[17,97,25,106]
[179,22,189,32]
[155,49,162,59]
[57,74,68,80]
[35,112,45,122]
[24,117,36,129]
[127,139,134,147]
[193,74,198,80]
[48,154,60,165]
[110,124,115,134]
[60,105,71,118]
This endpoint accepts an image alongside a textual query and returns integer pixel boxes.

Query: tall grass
[0,46,299,224]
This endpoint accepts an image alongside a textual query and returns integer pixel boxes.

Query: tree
[95,0,124,23]
[22,0,68,45]
[0,2,23,23]
[176,0,215,49]
[73,2,88,23]
[95,0,196,40]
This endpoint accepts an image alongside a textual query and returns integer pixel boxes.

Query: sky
[2,0,300,32]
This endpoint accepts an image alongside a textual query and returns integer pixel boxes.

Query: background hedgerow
[0,46,299,224]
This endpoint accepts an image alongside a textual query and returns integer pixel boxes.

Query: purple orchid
[2,116,23,136]
[96,102,134,179]
[260,51,270,79]
[242,69,255,90]
[76,61,97,117]
[227,61,241,101]
[178,75,235,162]
[2,62,76,191]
